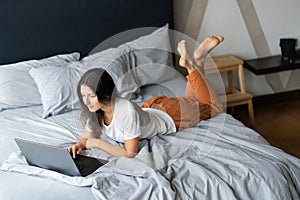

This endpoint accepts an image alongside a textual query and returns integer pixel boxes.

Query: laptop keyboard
[74,156,90,174]
[72,154,105,176]
[73,156,92,176]
[75,162,90,175]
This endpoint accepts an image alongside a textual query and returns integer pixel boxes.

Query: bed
[1,1,300,200]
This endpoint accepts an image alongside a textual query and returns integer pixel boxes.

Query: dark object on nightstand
[280,38,297,62]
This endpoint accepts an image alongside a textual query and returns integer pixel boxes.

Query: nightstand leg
[248,100,255,127]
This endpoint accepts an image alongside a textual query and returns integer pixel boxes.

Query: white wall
[174,0,300,96]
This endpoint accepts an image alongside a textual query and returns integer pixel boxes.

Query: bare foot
[177,40,196,74]
[194,35,224,68]
[195,35,224,57]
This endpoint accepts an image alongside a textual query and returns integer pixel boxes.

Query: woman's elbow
[124,151,137,158]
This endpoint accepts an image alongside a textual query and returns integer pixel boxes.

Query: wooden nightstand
[205,55,255,127]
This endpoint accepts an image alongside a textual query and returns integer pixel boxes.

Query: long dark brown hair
[77,68,117,134]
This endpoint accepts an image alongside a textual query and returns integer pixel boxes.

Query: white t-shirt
[85,98,176,142]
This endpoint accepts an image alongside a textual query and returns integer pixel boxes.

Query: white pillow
[81,24,177,98]
[140,75,187,100]
[0,67,41,110]
[29,62,85,118]
[0,52,80,112]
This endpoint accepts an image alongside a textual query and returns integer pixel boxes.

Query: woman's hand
[68,138,87,158]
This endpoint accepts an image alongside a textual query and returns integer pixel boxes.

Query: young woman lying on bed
[68,35,224,158]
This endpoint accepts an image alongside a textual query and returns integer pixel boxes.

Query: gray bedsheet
[1,107,299,199]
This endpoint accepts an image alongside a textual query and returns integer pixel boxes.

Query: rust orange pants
[142,70,223,130]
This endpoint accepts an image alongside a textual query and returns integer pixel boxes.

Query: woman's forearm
[86,138,137,158]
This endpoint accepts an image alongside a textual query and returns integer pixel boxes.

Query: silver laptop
[15,138,107,177]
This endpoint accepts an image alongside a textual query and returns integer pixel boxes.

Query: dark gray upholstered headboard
[0,0,173,64]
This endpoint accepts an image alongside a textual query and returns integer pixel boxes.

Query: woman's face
[80,84,102,112]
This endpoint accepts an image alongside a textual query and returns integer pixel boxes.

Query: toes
[211,35,224,42]
[178,40,187,45]
[177,40,187,54]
